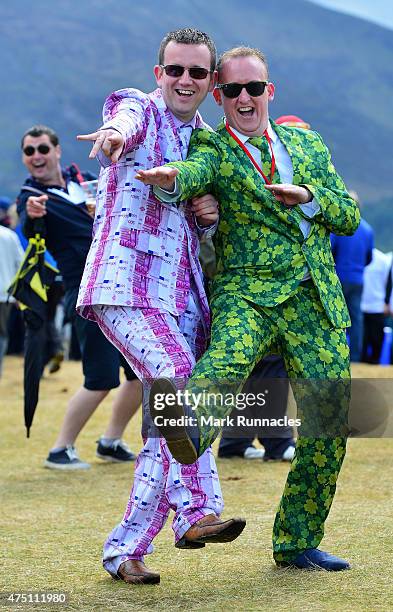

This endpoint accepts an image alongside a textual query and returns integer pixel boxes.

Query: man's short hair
[21,125,59,149]
[217,46,269,78]
[158,28,217,71]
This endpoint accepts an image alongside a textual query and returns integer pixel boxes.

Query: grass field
[1,356,393,612]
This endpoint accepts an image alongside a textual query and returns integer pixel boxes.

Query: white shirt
[361,248,392,313]
[171,113,197,161]
[0,226,24,302]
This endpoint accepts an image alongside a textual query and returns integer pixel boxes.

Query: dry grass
[1,356,393,612]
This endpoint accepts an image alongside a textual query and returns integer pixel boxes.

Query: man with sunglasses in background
[137,46,360,572]
[17,125,142,469]
[77,29,245,585]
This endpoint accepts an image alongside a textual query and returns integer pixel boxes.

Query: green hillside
[1,0,392,245]
[363,197,393,253]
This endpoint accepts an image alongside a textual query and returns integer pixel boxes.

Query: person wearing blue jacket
[331,191,374,362]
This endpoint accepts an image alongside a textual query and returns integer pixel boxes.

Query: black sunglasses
[216,81,269,98]
[23,144,51,156]
[160,64,212,80]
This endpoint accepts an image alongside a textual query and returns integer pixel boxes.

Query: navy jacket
[17,166,96,290]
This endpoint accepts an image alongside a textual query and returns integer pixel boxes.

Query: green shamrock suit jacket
[169,119,360,329]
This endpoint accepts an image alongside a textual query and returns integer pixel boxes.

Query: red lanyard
[225,121,276,184]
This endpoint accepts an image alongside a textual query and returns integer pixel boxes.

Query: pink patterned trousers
[92,292,223,577]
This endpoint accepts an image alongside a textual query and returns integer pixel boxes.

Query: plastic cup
[80,180,98,217]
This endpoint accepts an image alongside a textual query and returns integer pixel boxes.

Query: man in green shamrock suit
[136,46,360,571]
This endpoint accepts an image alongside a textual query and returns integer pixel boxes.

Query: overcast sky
[307,0,393,30]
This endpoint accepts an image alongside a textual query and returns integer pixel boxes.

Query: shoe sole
[114,572,160,585]
[149,378,198,464]
[276,561,351,571]
[175,539,206,550]
[175,519,246,548]
[96,452,136,463]
[44,461,91,470]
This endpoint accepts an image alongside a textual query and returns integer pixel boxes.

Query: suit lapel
[150,88,183,163]
[272,121,319,238]
[217,121,303,235]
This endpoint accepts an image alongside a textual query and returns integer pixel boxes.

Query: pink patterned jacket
[77,88,215,327]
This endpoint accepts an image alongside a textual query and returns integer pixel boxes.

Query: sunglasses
[23,144,51,156]
[160,64,212,80]
[216,81,269,98]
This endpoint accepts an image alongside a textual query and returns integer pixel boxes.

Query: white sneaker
[243,446,265,460]
[281,445,296,461]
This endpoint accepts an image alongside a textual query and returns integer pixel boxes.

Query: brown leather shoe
[176,514,246,549]
[117,560,160,585]
[149,378,198,464]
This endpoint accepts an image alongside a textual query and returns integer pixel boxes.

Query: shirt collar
[227,118,277,144]
[169,111,197,130]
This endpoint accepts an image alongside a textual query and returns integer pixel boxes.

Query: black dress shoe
[117,560,160,584]
[176,514,246,549]
[149,377,199,464]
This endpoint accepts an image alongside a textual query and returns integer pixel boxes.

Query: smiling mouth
[32,162,46,168]
[176,89,194,97]
[238,106,254,117]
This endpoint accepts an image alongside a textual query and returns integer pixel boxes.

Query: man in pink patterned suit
[77,28,245,585]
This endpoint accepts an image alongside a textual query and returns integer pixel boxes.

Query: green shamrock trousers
[186,280,350,561]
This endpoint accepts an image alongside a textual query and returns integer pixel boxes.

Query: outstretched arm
[77,129,124,163]
[135,166,179,190]
[136,131,220,202]
[77,88,150,164]
[136,168,219,232]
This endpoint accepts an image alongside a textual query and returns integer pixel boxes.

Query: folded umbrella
[8,219,59,437]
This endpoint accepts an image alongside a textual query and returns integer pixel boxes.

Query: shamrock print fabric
[187,284,350,561]
[169,120,360,329]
